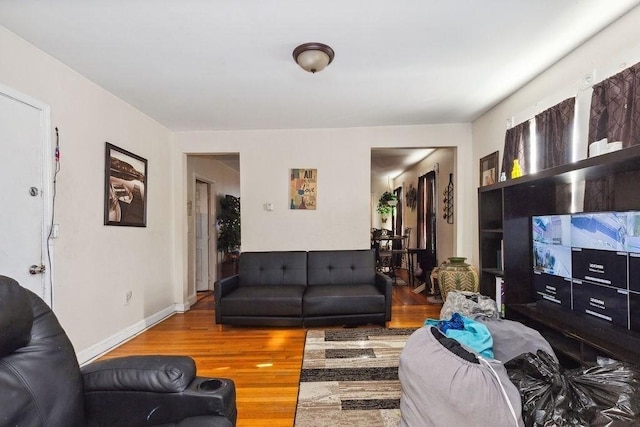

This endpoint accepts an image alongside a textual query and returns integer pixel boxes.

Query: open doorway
[371,147,455,293]
[186,154,240,306]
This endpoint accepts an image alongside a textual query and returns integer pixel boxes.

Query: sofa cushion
[307,250,376,286]
[303,284,385,316]
[219,285,306,317]
[239,251,307,287]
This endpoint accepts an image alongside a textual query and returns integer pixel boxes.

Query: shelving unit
[477,144,640,365]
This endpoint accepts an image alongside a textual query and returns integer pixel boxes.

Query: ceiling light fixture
[292,42,335,73]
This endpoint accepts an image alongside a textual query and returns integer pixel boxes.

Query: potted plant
[217,194,240,260]
[376,191,397,223]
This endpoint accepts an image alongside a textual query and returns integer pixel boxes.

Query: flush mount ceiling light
[292,42,335,73]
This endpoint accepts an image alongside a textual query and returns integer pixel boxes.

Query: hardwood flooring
[100,270,441,427]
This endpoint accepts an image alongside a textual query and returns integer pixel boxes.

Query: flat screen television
[531,211,640,331]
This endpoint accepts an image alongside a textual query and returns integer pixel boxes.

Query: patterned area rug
[294,328,416,427]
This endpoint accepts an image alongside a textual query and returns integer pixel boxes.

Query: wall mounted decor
[443,173,454,224]
[480,151,499,186]
[104,143,147,227]
[290,168,317,210]
[406,183,417,211]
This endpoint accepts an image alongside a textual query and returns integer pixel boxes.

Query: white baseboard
[187,293,198,309]
[77,304,181,365]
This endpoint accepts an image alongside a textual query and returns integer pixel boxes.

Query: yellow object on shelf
[511,159,522,179]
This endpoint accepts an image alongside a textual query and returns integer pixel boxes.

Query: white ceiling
[1,0,638,134]
[371,148,435,179]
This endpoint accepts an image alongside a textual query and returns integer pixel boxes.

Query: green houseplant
[217,194,240,259]
[376,191,397,223]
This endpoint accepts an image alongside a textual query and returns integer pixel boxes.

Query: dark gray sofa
[214,249,392,327]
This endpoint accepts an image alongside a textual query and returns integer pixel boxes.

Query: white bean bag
[399,326,524,427]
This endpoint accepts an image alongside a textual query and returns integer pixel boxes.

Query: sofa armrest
[215,275,239,324]
[215,275,239,298]
[375,272,393,321]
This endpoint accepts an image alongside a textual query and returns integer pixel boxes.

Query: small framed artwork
[290,168,317,210]
[104,143,148,227]
[479,151,499,187]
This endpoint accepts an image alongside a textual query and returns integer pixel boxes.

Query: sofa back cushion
[307,250,376,286]
[239,251,308,286]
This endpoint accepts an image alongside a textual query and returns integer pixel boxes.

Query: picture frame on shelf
[480,151,499,187]
[104,142,148,227]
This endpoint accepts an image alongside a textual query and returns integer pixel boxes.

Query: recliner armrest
[82,355,195,393]
[83,372,237,426]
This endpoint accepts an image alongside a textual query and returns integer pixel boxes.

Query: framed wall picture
[479,151,499,187]
[290,168,317,210]
[104,143,148,227]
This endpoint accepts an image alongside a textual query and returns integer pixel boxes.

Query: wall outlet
[124,290,132,306]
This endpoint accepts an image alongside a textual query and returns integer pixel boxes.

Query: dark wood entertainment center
[478,144,640,366]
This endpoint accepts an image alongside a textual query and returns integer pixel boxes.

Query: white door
[0,86,52,304]
[195,180,209,291]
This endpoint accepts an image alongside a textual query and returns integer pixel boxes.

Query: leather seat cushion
[220,285,305,317]
[303,284,384,316]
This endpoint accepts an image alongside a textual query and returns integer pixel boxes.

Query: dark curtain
[416,177,425,248]
[501,120,531,179]
[588,63,640,149]
[394,186,403,236]
[417,172,436,253]
[415,171,437,284]
[393,186,403,267]
[585,62,640,211]
[536,97,576,213]
[535,97,575,170]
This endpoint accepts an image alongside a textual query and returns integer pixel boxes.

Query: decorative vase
[437,257,479,301]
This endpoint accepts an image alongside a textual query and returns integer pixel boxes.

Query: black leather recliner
[0,275,237,427]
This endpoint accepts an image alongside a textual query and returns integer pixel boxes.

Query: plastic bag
[506,350,640,426]
[567,359,640,426]
[439,290,499,320]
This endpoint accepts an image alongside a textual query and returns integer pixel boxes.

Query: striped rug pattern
[294,328,416,427]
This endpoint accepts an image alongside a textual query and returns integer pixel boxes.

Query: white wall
[173,124,474,287]
[0,26,176,362]
[371,174,392,230]
[472,6,640,263]
[186,156,240,301]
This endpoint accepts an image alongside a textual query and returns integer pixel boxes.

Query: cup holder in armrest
[198,379,224,392]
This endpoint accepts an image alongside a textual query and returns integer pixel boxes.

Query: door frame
[191,174,217,296]
[0,83,54,306]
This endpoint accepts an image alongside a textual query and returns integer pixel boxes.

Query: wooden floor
[101,271,441,427]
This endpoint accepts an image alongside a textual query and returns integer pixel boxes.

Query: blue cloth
[425,312,494,359]
[432,312,465,333]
